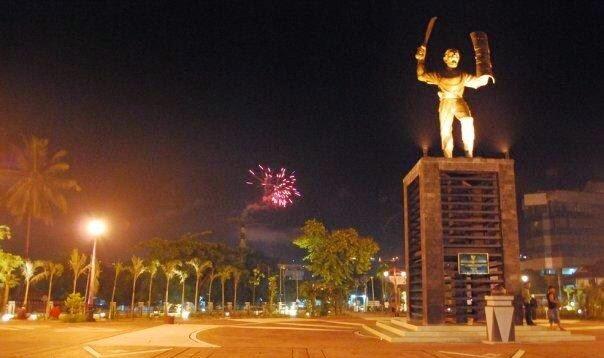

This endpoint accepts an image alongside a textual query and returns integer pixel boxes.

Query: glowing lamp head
[521,275,529,283]
[87,219,107,237]
[383,271,389,277]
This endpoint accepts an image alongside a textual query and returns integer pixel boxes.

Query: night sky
[0,2,602,261]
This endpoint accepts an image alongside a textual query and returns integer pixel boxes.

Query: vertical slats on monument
[407,178,423,321]
[440,171,505,323]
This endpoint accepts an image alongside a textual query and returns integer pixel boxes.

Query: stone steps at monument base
[515,334,595,342]
[376,321,485,338]
[389,319,487,332]
[365,321,595,343]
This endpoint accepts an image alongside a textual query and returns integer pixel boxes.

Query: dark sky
[0,1,602,261]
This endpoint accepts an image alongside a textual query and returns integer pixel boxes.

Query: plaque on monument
[458,253,489,275]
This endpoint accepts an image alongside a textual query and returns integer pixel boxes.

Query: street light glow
[521,275,529,283]
[87,219,107,237]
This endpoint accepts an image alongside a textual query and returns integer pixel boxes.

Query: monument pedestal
[403,157,521,325]
[484,295,515,343]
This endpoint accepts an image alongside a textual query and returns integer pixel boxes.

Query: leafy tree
[129,256,147,317]
[0,136,80,257]
[187,258,212,311]
[249,267,265,305]
[293,219,379,314]
[65,292,84,316]
[217,265,234,309]
[299,280,323,317]
[0,250,22,314]
[161,260,181,314]
[68,249,88,294]
[22,260,44,309]
[146,259,160,311]
[1,272,19,314]
[0,225,11,241]
[37,261,64,317]
[267,275,278,313]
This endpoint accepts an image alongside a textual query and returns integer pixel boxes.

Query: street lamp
[521,274,529,283]
[85,218,107,321]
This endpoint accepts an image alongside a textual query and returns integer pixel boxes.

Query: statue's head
[443,49,460,69]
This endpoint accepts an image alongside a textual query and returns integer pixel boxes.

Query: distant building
[521,181,604,274]
[574,261,604,288]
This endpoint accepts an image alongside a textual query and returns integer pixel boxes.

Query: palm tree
[146,259,160,314]
[22,260,43,309]
[176,269,189,309]
[109,262,124,318]
[38,261,64,317]
[249,267,265,305]
[186,258,212,311]
[231,267,243,309]
[68,249,88,294]
[84,258,101,304]
[218,265,234,309]
[0,136,81,257]
[129,256,147,317]
[161,260,181,315]
[207,267,219,305]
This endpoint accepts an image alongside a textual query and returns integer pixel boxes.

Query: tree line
[0,136,383,317]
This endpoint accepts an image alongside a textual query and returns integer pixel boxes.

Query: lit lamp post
[85,219,107,322]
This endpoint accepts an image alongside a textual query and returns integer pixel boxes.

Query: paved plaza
[1,316,604,357]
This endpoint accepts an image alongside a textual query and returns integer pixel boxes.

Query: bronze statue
[415,18,494,158]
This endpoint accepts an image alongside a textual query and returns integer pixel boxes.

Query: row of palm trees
[2,247,250,318]
[110,257,246,316]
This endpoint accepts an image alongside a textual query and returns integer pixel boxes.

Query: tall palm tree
[84,258,101,304]
[231,267,243,309]
[176,269,189,309]
[68,249,88,294]
[186,258,212,311]
[249,267,265,305]
[218,265,234,309]
[22,260,43,309]
[38,261,63,317]
[207,267,218,305]
[161,260,181,315]
[0,136,81,257]
[146,259,160,314]
[110,261,125,318]
[129,256,147,318]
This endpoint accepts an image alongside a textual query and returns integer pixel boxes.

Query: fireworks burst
[246,165,301,208]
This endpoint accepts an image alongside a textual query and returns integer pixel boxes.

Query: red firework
[246,165,301,208]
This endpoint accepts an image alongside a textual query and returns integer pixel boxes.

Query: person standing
[522,282,536,325]
[547,286,565,331]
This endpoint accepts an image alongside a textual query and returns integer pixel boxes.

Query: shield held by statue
[470,31,495,83]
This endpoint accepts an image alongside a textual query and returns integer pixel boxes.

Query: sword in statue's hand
[416,17,437,61]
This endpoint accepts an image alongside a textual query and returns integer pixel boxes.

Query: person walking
[522,282,536,325]
[546,286,565,331]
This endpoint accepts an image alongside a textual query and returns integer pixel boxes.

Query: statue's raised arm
[415,46,439,84]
